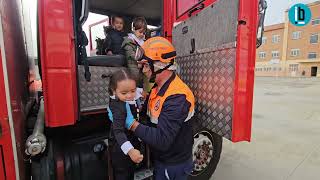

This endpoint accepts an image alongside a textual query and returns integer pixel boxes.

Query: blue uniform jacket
[134,73,194,164]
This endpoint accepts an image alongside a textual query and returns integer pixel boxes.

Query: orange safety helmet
[141,37,176,63]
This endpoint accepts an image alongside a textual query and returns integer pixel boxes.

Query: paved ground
[211,77,320,180]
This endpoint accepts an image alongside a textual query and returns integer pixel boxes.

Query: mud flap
[173,0,257,142]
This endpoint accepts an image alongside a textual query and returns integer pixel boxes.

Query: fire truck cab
[0,0,266,179]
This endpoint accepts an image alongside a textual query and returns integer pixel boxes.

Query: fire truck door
[0,147,4,179]
[173,0,258,142]
[0,47,17,180]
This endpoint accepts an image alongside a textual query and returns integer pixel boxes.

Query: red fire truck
[0,0,266,179]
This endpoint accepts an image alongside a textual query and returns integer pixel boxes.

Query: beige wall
[255,61,286,77]
[299,63,320,77]
[256,24,284,63]
[255,24,285,77]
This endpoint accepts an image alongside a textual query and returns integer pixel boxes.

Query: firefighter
[124,37,195,180]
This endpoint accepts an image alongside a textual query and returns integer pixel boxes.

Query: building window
[292,31,302,40]
[290,49,300,57]
[310,34,319,44]
[311,18,320,26]
[259,52,266,59]
[289,64,299,72]
[271,51,280,58]
[272,35,280,43]
[262,37,267,44]
[308,52,317,59]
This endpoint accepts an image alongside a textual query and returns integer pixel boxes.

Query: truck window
[82,13,109,56]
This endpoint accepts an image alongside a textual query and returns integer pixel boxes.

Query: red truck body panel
[176,0,217,21]
[38,0,79,127]
[232,0,258,142]
[0,0,38,178]
[164,0,218,41]
[0,49,16,180]
[0,147,6,179]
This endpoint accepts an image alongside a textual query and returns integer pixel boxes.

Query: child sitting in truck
[104,16,127,55]
[121,17,147,88]
[107,69,144,180]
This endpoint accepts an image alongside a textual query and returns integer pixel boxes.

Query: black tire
[31,140,56,180]
[189,128,222,180]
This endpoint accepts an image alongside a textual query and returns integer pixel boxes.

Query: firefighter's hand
[142,91,148,101]
[128,149,144,163]
[142,63,152,79]
[125,103,136,129]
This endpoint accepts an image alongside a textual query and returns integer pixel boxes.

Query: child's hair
[111,15,124,25]
[109,69,137,95]
[132,17,147,31]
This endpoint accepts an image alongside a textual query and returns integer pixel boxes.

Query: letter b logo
[289,3,311,26]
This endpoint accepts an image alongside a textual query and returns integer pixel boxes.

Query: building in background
[256,1,320,77]
[255,23,285,77]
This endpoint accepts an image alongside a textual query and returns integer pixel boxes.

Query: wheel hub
[192,133,214,172]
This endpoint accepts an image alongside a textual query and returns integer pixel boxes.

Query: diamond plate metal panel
[172,0,239,56]
[173,0,239,140]
[176,44,236,140]
[78,65,124,112]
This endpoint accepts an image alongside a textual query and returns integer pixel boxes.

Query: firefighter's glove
[107,103,135,130]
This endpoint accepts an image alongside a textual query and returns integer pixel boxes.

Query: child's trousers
[111,143,135,180]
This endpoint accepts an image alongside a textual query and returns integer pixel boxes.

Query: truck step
[134,168,153,180]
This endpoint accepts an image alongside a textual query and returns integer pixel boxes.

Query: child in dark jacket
[107,69,144,180]
[104,16,127,55]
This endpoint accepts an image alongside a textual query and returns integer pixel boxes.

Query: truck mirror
[256,0,267,48]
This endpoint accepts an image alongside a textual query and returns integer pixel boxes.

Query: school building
[255,1,320,77]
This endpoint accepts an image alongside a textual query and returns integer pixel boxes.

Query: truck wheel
[31,140,56,180]
[189,129,222,180]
